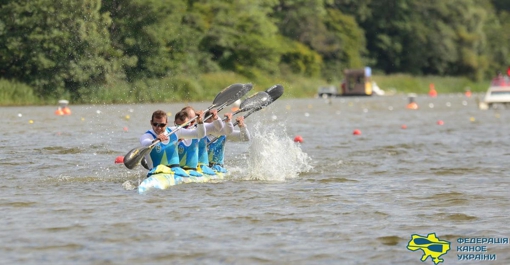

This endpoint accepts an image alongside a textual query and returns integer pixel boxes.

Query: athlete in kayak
[175,107,224,177]
[206,112,250,173]
[139,109,206,178]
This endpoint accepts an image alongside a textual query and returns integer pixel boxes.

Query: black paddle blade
[123,146,152,169]
[239,91,271,112]
[265,84,284,101]
[212,83,252,109]
[141,157,150,170]
[232,83,253,105]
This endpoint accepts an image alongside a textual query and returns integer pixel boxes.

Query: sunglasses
[152,122,167,128]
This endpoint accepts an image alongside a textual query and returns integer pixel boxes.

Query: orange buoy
[407,94,418,109]
[293,135,303,143]
[406,102,419,110]
[62,107,71,115]
[428,83,437,97]
[353,129,361,135]
[55,108,64,115]
[437,120,444,125]
[401,124,407,129]
[465,90,472,97]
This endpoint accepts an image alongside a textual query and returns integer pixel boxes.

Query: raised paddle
[171,83,252,134]
[202,83,253,121]
[264,84,284,102]
[231,84,284,126]
[207,84,284,146]
[219,84,283,121]
[231,85,283,127]
[123,83,252,169]
[214,91,272,122]
[234,91,271,115]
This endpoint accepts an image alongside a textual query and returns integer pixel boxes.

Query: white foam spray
[239,122,313,181]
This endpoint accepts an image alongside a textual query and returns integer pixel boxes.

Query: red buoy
[294,135,303,143]
[115,156,124,164]
[353,129,361,135]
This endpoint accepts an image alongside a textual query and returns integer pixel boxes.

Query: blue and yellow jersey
[178,138,200,169]
[208,135,226,166]
[145,130,180,168]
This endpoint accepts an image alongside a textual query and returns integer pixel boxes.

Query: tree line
[0,0,509,102]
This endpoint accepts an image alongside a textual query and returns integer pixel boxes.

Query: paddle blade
[211,83,253,110]
[239,91,271,112]
[265,84,284,101]
[233,86,283,125]
[123,146,152,169]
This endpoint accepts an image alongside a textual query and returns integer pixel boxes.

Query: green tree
[492,0,510,11]
[272,0,366,79]
[484,9,510,77]
[102,0,189,80]
[322,8,367,80]
[335,0,488,79]
[0,0,127,99]
[191,0,282,78]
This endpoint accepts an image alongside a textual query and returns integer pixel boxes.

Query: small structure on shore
[340,67,373,96]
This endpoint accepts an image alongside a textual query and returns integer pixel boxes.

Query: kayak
[138,170,225,194]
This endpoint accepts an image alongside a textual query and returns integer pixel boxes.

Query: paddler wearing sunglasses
[139,109,207,178]
[176,107,225,177]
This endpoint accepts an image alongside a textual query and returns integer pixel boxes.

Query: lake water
[1,93,509,265]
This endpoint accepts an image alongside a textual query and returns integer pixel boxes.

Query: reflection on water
[1,94,509,264]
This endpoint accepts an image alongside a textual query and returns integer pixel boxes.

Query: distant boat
[478,74,510,110]
[55,99,72,115]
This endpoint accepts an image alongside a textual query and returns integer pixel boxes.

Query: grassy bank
[372,74,488,94]
[0,73,491,106]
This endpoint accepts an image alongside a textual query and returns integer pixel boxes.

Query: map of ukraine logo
[407,233,451,264]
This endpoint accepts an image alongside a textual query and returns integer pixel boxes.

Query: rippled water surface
[1,94,509,265]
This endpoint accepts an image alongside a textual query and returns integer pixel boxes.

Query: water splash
[243,123,312,181]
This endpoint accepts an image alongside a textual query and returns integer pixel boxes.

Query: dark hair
[151,110,167,122]
[174,110,189,122]
[181,106,195,111]
[180,106,195,119]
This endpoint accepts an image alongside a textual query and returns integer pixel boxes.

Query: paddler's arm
[237,116,250,142]
[140,133,156,147]
[226,117,250,142]
[196,110,206,138]
[140,132,168,146]
[221,113,234,135]
[204,109,224,136]
[211,109,224,132]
